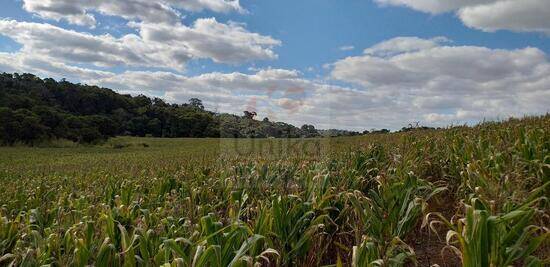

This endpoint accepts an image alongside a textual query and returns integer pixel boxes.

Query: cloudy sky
[0,0,549,130]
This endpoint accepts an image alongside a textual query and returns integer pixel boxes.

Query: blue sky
[0,0,549,130]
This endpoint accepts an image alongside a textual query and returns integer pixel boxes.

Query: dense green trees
[0,73,330,145]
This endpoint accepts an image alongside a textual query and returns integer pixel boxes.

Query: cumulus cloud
[0,52,113,81]
[76,68,381,130]
[0,19,279,70]
[89,68,307,100]
[136,19,280,64]
[166,0,244,13]
[375,0,550,34]
[22,0,244,27]
[330,36,550,127]
[85,68,321,123]
[364,36,450,56]
[0,20,156,68]
[458,0,550,34]
[83,67,456,130]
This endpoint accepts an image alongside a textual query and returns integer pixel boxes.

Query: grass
[0,115,549,266]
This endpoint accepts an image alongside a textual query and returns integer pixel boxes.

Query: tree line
[0,73,371,145]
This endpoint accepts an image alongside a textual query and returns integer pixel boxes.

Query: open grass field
[0,116,549,266]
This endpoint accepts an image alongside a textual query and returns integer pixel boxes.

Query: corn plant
[269,195,329,266]
[352,237,415,267]
[0,115,548,266]
[424,191,549,267]
[348,173,445,266]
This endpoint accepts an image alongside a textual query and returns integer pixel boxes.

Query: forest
[0,73,366,145]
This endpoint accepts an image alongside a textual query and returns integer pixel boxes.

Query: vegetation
[0,72,327,145]
[0,115,548,266]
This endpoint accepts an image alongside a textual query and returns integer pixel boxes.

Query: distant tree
[0,107,17,144]
[88,115,117,137]
[147,118,162,137]
[12,109,47,144]
[301,124,318,137]
[78,127,103,144]
[32,105,66,137]
[127,116,149,136]
[153,97,169,107]
[243,110,257,120]
[372,129,390,134]
[133,95,152,109]
[189,98,204,110]
[399,122,436,133]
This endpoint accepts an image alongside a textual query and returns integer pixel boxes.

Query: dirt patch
[408,192,462,266]
[409,226,461,266]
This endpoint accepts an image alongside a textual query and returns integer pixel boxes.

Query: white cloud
[375,0,550,34]
[0,19,279,70]
[339,45,355,51]
[458,0,550,34]
[0,52,113,81]
[22,0,244,27]
[137,18,280,64]
[84,66,468,130]
[0,20,157,68]
[89,68,306,98]
[85,68,319,122]
[166,0,244,13]
[364,36,449,56]
[80,68,391,130]
[330,36,550,127]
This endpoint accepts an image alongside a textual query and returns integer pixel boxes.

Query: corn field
[0,116,548,266]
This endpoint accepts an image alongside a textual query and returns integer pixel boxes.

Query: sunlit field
[1,116,548,266]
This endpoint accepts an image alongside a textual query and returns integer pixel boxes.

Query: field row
[0,116,549,266]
